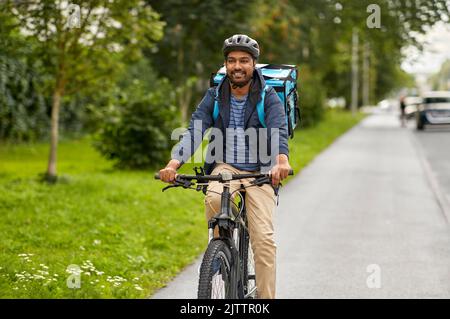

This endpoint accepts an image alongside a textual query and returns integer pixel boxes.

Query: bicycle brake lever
[250,176,271,186]
[162,184,178,192]
[250,176,284,189]
[161,179,193,192]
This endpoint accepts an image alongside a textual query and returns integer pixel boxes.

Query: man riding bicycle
[158,34,292,299]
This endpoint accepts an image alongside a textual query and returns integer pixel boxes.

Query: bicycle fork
[208,183,240,249]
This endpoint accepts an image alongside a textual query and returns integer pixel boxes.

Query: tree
[430,59,450,90]
[147,0,254,124]
[0,11,48,141]
[325,0,449,103]
[3,0,164,181]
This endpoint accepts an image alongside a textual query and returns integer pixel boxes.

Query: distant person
[399,96,407,127]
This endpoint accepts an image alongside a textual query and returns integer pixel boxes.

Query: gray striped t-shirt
[225,94,259,171]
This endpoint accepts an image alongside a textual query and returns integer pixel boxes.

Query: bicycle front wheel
[198,240,233,299]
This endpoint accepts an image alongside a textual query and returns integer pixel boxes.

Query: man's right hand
[159,159,181,183]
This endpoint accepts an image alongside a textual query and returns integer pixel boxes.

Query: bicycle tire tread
[197,240,232,299]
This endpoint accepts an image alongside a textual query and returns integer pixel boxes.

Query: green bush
[0,54,49,141]
[94,78,180,169]
[297,66,326,128]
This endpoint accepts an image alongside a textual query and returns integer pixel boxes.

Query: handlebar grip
[288,169,294,176]
[154,172,161,180]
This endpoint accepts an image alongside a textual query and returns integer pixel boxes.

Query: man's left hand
[270,154,291,186]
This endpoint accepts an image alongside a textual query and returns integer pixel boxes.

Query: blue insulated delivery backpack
[210,64,300,138]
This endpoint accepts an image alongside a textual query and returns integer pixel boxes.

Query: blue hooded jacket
[172,68,289,174]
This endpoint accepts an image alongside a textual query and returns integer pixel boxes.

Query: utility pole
[351,28,359,116]
[363,42,370,106]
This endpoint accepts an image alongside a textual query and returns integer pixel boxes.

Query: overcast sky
[401,21,450,75]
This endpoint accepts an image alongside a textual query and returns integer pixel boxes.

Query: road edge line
[408,130,450,224]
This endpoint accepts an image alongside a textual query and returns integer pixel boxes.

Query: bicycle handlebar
[154,169,294,182]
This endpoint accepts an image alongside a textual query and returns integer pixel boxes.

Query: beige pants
[204,163,277,299]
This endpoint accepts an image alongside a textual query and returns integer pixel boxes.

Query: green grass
[0,109,365,298]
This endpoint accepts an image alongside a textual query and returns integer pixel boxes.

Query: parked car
[416,91,450,130]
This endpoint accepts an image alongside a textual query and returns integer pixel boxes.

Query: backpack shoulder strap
[213,84,268,127]
[212,86,219,122]
[256,85,269,128]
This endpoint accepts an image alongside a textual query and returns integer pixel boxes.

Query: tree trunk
[46,84,63,182]
[362,42,370,106]
[179,86,193,125]
[351,28,359,116]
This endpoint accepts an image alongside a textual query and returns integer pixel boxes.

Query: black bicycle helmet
[222,34,260,59]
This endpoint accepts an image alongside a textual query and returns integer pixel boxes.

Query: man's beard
[228,70,253,89]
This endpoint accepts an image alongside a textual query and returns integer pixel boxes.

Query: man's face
[225,51,255,87]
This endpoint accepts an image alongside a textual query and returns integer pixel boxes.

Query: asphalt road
[276,111,450,298]
[152,110,450,299]
[411,123,450,213]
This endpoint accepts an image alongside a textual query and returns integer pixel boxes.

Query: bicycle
[155,167,293,299]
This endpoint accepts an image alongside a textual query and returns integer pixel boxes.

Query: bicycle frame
[207,180,246,298]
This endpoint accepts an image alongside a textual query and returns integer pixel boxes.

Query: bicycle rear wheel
[198,240,233,299]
